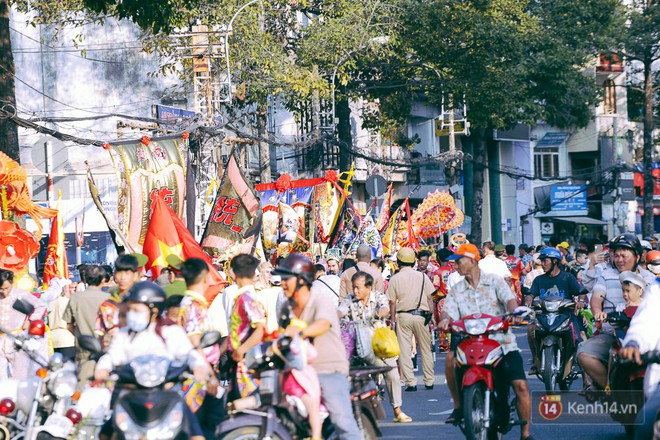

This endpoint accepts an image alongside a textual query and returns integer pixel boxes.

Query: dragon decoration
[0,151,57,271]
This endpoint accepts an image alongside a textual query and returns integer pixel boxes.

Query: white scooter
[0,299,106,440]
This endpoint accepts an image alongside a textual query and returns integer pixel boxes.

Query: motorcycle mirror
[278,300,292,329]
[78,335,103,355]
[50,352,64,370]
[12,299,34,316]
[199,331,223,349]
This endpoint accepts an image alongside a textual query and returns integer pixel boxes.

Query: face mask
[126,311,150,333]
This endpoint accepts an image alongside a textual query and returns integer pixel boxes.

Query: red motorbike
[451,310,530,440]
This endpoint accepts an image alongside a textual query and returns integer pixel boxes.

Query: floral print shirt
[229,286,266,351]
[338,291,389,323]
[444,271,518,353]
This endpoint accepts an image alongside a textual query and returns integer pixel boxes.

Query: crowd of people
[1,232,660,439]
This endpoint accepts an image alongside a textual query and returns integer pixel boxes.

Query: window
[603,79,617,115]
[535,147,560,178]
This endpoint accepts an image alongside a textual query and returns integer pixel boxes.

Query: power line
[9,26,122,64]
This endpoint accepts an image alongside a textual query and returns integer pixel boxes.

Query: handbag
[372,326,400,359]
[340,321,356,360]
[354,321,376,363]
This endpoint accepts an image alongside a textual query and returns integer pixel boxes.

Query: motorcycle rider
[95,254,141,349]
[620,280,660,440]
[94,281,211,440]
[273,254,363,440]
[0,268,41,380]
[524,247,585,375]
[438,244,533,440]
[646,250,660,276]
[578,234,656,390]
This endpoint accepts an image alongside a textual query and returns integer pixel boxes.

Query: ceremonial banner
[107,138,186,251]
[381,205,402,256]
[201,154,260,259]
[43,201,69,289]
[375,183,393,233]
[144,197,225,302]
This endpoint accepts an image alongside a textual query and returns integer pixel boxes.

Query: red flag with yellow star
[143,196,225,302]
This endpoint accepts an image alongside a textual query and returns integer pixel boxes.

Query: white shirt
[219,283,240,325]
[253,286,286,334]
[312,275,341,307]
[478,255,512,280]
[207,286,234,337]
[446,271,464,291]
[623,283,660,397]
[96,323,206,372]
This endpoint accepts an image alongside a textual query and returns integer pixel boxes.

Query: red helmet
[647,250,660,265]
[273,254,316,286]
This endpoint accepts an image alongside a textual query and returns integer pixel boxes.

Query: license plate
[41,414,73,437]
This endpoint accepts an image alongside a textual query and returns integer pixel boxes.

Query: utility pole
[172,24,231,238]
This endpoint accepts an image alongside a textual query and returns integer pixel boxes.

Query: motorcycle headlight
[114,404,141,439]
[145,402,184,439]
[49,370,78,398]
[455,347,467,366]
[130,356,169,388]
[464,318,490,335]
[484,347,503,366]
[543,300,561,313]
[556,317,571,331]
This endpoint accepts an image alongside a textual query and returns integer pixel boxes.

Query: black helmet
[272,254,316,286]
[123,281,167,313]
[609,233,643,256]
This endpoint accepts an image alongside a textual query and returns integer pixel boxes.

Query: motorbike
[587,308,646,436]
[78,330,223,440]
[217,335,386,440]
[0,299,87,440]
[531,295,581,392]
[451,307,532,440]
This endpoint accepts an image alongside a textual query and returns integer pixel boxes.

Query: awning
[536,132,569,148]
[551,216,607,225]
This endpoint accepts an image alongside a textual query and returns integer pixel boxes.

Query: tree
[0,0,19,161]
[354,0,620,244]
[616,0,659,237]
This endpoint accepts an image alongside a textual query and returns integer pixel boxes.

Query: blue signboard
[550,185,587,211]
[155,105,224,126]
[155,105,196,124]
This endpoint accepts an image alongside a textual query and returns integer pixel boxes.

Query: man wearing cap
[479,241,513,288]
[339,244,384,301]
[557,242,572,264]
[386,247,436,391]
[438,244,533,440]
[326,257,341,276]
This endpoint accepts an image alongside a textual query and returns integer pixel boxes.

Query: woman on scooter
[94,282,212,440]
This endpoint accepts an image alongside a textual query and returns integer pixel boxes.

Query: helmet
[641,240,653,251]
[123,281,167,313]
[539,247,562,260]
[273,254,316,285]
[609,233,643,256]
[647,250,660,265]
